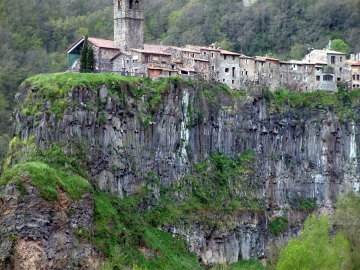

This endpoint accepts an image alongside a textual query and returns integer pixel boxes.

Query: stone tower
[114,0,144,51]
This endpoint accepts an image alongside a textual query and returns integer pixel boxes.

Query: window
[126,59,129,63]
[331,56,336,64]
[337,77,341,82]
[357,75,360,80]
[353,75,356,80]
[246,59,249,64]
[212,66,215,71]
[153,56,158,62]
[269,74,272,79]
[224,55,227,60]
[203,52,206,56]
[261,62,264,67]
[232,80,234,84]
[204,75,207,79]
[245,71,248,76]
[316,76,320,81]
[340,67,342,72]
[145,55,150,63]
[281,74,283,79]
[212,53,214,58]
[223,79,225,82]
[192,54,195,58]
[172,65,175,69]
[323,75,333,81]
[225,68,229,72]
[232,67,235,77]
[340,57,343,62]
[316,68,321,71]
[129,0,133,9]
[232,56,235,60]
[241,71,244,75]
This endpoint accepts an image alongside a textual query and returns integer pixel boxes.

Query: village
[66,0,360,93]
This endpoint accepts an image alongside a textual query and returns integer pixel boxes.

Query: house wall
[350,65,360,89]
[92,46,119,71]
[112,54,131,74]
[219,54,241,89]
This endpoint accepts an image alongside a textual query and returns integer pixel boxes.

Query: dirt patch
[14,239,46,270]
[139,246,161,261]
[55,184,70,213]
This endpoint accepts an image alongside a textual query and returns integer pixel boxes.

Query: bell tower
[114,0,144,51]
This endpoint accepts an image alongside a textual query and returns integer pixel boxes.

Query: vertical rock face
[13,80,360,264]
[0,179,100,269]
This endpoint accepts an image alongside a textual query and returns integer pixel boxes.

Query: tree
[289,43,308,60]
[335,191,360,269]
[80,35,89,72]
[331,39,351,55]
[86,46,94,72]
[277,214,351,270]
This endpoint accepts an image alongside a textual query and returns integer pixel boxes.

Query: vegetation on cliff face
[265,87,360,121]
[3,73,360,269]
[277,215,351,270]
[0,0,359,158]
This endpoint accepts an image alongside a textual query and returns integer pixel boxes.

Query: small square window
[225,68,229,72]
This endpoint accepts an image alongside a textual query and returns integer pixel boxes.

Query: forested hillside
[0,0,360,163]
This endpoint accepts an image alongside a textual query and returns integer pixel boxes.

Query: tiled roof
[88,37,119,50]
[132,49,171,56]
[220,49,240,56]
[346,60,360,66]
[110,51,131,62]
[311,49,346,55]
[66,37,119,53]
[144,44,169,53]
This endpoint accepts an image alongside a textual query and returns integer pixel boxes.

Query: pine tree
[80,35,89,72]
[86,46,94,72]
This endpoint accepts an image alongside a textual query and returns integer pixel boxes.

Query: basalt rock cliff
[1,73,360,269]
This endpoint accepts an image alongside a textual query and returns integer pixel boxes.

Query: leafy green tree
[289,43,308,60]
[86,46,94,72]
[335,191,360,269]
[80,35,89,72]
[277,214,351,270]
[331,39,351,54]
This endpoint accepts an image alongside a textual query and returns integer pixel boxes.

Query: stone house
[66,0,357,93]
[66,37,119,71]
[346,60,360,89]
[219,50,241,88]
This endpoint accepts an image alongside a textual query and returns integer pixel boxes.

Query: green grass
[269,217,289,236]
[265,88,360,121]
[93,192,201,270]
[0,161,92,201]
[290,197,317,210]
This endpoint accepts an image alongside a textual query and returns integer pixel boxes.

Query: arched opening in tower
[135,0,140,10]
[129,0,133,9]
[118,0,122,9]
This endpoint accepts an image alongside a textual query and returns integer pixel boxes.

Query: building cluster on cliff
[66,0,360,93]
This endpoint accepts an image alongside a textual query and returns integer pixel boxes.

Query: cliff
[1,72,360,269]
